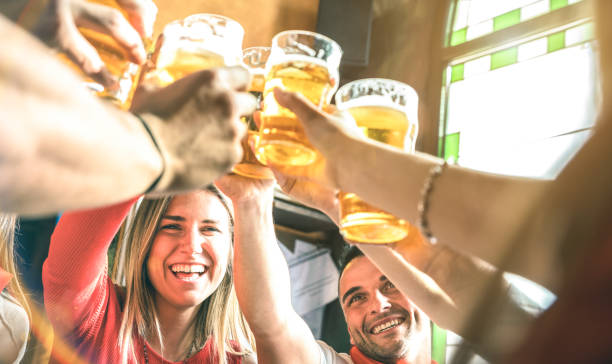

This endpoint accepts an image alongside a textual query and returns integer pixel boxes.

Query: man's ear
[349,335,355,346]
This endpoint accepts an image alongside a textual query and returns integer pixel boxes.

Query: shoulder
[242,353,257,364]
[316,340,353,364]
[0,291,29,363]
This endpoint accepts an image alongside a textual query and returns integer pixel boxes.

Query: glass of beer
[58,0,150,109]
[257,30,342,166]
[141,13,244,87]
[232,47,275,179]
[334,78,419,244]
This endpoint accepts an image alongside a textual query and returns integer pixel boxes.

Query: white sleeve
[0,292,29,364]
[317,340,353,364]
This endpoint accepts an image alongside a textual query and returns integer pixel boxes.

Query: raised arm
[216,176,323,364]
[0,14,161,215]
[0,14,253,216]
[272,88,555,290]
[42,197,137,333]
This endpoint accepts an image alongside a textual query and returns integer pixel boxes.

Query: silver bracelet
[417,161,447,243]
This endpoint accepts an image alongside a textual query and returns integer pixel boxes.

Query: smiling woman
[42,186,255,364]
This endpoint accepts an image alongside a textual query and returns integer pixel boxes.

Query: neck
[350,346,427,364]
[149,296,202,361]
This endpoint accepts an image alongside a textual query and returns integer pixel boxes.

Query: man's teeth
[171,264,206,274]
[371,319,403,334]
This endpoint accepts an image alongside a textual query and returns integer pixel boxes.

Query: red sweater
[43,198,242,364]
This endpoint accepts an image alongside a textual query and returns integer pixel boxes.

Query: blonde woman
[0,214,30,363]
[43,186,255,364]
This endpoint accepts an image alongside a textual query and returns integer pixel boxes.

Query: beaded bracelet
[417,161,447,243]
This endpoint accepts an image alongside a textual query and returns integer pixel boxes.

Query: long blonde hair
[116,186,255,363]
[0,214,31,323]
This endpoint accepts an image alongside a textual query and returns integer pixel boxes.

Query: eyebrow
[161,215,220,224]
[342,286,362,304]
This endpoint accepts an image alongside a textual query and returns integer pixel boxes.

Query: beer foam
[339,96,408,113]
[266,54,332,73]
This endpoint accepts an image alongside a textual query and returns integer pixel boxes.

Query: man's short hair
[339,245,364,278]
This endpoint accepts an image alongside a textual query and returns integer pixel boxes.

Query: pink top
[0,267,11,291]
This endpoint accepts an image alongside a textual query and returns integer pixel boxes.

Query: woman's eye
[200,226,221,234]
[161,224,181,231]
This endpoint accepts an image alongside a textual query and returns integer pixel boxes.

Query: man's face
[339,256,429,363]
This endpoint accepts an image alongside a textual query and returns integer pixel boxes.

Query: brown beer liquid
[142,49,227,87]
[232,74,275,179]
[339,105,418,244]
[58,0,145,108]
[258,59,336,166]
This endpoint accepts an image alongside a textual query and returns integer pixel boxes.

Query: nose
[369,290,391,314]
[178,224,204,255]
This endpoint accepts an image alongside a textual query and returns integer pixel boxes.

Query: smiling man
[332,247,432,364]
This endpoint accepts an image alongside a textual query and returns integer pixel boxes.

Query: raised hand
[133,66,257,195]
[35,0,156,87]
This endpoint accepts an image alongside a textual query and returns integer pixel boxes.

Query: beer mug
[59,0,150,109]
[335,78,419,244]
[142,13,244,87]
[257,30,342,166]
[232,47,275,179]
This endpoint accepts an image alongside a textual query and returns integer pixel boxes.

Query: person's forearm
[232,192,293,336]
[232,192,322,364]
[329,134,550,286]
[0,15,162,215]
[43,198,137,328]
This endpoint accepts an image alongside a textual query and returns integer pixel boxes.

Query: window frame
[421,0,595,158]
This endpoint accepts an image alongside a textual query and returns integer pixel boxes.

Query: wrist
[329,134,371,192]
[233,189,275,213]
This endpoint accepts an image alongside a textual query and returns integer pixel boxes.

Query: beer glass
[232,47,275,179]
[142,13,244,87]
[257,30,342,166]
[334,78,419,244]
[59,0,148,108]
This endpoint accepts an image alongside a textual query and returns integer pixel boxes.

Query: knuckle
[206,70,224,89]
[104,8,125,30]
[213,92,236,119]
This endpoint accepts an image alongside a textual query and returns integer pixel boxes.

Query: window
[440,0,597,178]
[432,1,597,362]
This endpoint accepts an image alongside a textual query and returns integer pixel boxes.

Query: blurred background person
[0,214,30,364]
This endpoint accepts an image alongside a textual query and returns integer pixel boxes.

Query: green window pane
[450,28,467,46]
[444,133,460,162]
[548,31,566,53]
[550,0,569,11]
[494,9,521,31]
[431,323,447,364]
[451,64,465,83]
[491,47,518,70]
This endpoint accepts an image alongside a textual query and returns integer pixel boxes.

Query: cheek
[210,239,231,276]
[346,310,363,332]
[147,239,169,278]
